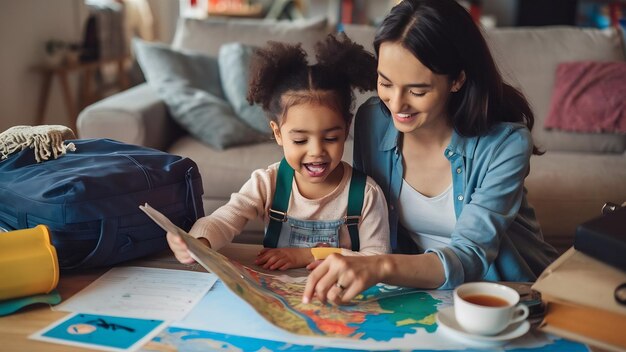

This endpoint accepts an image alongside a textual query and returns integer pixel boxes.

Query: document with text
[54,266,217,321]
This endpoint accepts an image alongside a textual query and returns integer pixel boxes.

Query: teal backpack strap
[346,168,366,251]
[264,158,294,248]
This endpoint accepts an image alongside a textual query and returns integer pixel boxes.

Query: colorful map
[139,204,589,351]
[143,327,589,352]
[182,232,452,342]
[234,261,444,339]
[141,281,587,352]
[141,203,448,340]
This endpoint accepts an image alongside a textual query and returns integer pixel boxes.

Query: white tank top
[398,179,456,251]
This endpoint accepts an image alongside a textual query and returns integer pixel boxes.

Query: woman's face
[377,42,462,134]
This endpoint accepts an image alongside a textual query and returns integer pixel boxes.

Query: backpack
[0,138,204,270]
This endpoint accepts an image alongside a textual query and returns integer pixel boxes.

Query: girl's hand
[302,254,385,305]
[166,233,210,265]
[166,232,195,264]
[255,248,313,270]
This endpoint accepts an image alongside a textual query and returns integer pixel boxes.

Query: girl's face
[377,42,464,135]
[270,102,347,194]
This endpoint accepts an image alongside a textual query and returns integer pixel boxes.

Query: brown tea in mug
[462,294,509,307]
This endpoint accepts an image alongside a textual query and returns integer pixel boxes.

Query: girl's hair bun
[315,32,377,93]
[247,42,308,110]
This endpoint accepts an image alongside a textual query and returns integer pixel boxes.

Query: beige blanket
[0,125,77,163]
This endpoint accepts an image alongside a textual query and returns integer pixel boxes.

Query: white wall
[0,0,86,133]
[148,0,179,43]
[0,0,177,134]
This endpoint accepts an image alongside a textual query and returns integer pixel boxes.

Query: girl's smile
[270,102,348,199]
[303,162,330,177]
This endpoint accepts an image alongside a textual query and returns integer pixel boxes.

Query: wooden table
[0,243,604,351]
[33,57,129,134]
[0,243,261,351]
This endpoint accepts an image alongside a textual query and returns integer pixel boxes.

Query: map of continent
[246,266,442,340]
[181,232,447,340]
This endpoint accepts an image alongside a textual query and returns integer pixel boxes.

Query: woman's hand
[166,232,210,265]
[302,254,388,305]
[255,248,313,270]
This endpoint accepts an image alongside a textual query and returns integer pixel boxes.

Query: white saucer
[436,306,530,348]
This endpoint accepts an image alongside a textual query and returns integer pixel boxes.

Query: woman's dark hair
[374,0,541,154]
[247,33,377,128]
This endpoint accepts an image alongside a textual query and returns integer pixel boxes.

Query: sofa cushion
[544,61,626,134]
[133,39,267,150]
[169,137,281,199]
[133,39,225,98]
[77,84,175,150]
[218,42,270,134]
[485,27,626,153]
[171,17,329,57]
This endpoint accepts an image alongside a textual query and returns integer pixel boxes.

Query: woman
[302,0,558,305]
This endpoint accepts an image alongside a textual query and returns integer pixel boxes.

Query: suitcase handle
[63,218,119,270]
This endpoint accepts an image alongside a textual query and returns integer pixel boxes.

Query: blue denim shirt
[353,98,558,289]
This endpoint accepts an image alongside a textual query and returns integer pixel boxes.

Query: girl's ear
[269,121,283,146]
[451,70,466,92]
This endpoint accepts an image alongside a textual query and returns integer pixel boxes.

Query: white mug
[453,282,529,336]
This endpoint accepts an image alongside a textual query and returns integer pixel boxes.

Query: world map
[141,279,586,352]
[142,277,456,351]
[172,236,450,341]
[242,263,444,339]
[138,207,589,351]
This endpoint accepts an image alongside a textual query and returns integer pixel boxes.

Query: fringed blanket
[0,125,77,163]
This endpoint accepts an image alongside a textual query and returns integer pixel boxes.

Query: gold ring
[335,282,346,290]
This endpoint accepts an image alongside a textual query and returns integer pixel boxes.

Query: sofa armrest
[76,83,183,150]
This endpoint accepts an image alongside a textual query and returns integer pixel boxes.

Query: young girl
[167,33,391,270]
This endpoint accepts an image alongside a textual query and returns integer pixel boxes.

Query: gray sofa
[77,17,626,253]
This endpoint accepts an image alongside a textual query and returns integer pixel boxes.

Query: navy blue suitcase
[0,139,204,270]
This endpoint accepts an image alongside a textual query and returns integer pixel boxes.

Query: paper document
[30,312,166,352]
[54,266,217,321]
[140,204,297,324]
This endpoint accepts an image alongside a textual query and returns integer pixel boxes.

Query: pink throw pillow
[544,61,626,134]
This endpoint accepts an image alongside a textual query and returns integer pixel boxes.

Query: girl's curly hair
[247,32,377,126]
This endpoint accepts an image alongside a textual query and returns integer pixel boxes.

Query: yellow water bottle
[0,225,59,300]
